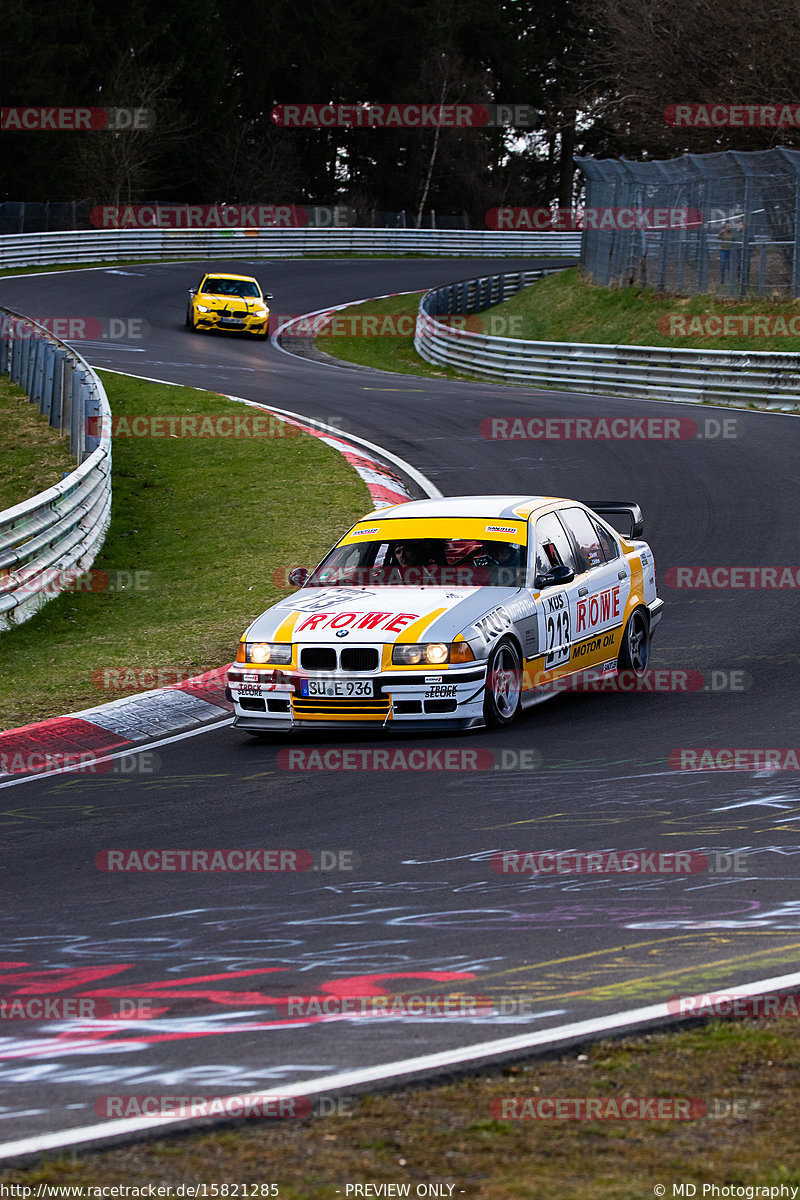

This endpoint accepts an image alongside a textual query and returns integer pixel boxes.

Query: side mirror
[288,567,309,587]
[188,288,197,296]
[534,564,574,589]
[264,292,274,299]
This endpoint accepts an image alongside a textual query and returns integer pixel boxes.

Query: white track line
[98,368,441,499]
[4,968,800,1161]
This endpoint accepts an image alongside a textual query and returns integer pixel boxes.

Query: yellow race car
[227,494,664,733]
[186,273,272,338]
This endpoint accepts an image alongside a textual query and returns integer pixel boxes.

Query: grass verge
[0,372,369,729]
[469,266,800,352]
[0,374,75,511]
[315,269,800,386]
[2,1016,798,1196]
[313,290,464,379]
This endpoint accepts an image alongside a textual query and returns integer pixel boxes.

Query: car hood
[198,295,265,312]
[246,585,528,647]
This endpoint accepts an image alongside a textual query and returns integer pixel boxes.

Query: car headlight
[236,641,292,664]
[392,642,475,666]
[195,304,211,312]
[252,307,268,317]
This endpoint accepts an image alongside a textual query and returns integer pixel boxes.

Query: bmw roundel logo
[336,629,349,637]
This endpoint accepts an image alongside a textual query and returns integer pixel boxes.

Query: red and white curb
[1,390,438,782]
[0,668,233,784]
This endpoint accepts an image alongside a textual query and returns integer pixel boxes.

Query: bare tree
[587,0,800,155]
[74,49,192,205]
[203,121,305,202]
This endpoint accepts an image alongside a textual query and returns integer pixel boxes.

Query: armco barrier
[415,270,800,407]
[0,227,581,269]
[0,309,112,629]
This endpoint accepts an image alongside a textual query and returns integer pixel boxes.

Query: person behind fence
[719,218,743,283]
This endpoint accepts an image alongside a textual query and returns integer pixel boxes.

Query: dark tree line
[2,0,800,224]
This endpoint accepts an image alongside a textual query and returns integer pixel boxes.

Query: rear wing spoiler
[582,500,644,540]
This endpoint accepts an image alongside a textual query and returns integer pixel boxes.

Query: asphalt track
[0,258,799,1158]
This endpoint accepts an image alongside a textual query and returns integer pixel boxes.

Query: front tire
[483,637,522,727]
[618,608,650,676]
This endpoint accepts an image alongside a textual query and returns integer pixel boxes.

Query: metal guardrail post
[50,348,66,429]
[41,341,55,419]
[13,329,23,388]
[31,335,45,411]
[83,378,101,456]
[69,370,82,457]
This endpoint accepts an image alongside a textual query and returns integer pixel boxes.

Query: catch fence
[576,148,800,297]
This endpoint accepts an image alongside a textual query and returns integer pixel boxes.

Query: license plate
[301,679,374,698]
[220,318,244,326]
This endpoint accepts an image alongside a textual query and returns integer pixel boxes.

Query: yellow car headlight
[237,641,292,664]
[392,642,474,666]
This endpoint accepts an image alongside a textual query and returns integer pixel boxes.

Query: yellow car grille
[290,697,391,721]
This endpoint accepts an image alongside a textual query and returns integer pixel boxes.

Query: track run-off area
[0,257,798,1160]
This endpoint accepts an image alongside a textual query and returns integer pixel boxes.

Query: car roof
[359,495,569,521]
[201,273,259,282]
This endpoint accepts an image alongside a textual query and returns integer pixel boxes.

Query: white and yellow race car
[186,273,272,338]
[227,495,664,732]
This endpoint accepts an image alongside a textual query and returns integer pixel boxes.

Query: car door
[530,510,581,678]
[557,506,631,672]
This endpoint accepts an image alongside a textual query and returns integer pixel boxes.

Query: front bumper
[193,309,268,335]
[227,664,488,731]
[647,596,665,632]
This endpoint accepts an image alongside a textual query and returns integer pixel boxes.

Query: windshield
[306,537,526,588]
[202,277,261,298]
